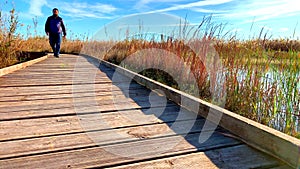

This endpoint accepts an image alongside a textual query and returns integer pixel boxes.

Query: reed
[0,6,20,68]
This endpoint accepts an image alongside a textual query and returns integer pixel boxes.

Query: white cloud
[133,0,300,26]
[191,8,228,14]
[279,27,289,32]
[135,0,187,9]
[51,2,117,19]
[29,0,47,16]
[217,0,300,23]
[144,0,233,13]
[136,0,299,25]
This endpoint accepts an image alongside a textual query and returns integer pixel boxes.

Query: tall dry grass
[99,38,300,137]
[91,20,300,137]
[21,36,84,54]
[0,7,21,68]
[216,38,300,137]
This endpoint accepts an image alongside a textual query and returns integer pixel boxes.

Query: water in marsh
[234,66,300,136]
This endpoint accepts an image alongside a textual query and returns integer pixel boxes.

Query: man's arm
[61,19,66,37]
[45,17,50,35]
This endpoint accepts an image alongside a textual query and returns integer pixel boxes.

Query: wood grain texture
[112,145,290,169]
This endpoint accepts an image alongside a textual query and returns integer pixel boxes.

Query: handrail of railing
[0,54,48,77]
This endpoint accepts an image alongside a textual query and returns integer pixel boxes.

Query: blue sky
[2,0,300,40]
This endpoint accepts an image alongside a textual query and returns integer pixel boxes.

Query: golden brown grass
[95,37,300,138]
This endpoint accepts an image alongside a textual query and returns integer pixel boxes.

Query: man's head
[52,8,59,16]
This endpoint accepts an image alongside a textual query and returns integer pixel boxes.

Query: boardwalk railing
[0,55,48,77]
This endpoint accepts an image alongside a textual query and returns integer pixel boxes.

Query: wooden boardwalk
[0,54,291,168]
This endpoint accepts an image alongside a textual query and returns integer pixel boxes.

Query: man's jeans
[49,33,62,56]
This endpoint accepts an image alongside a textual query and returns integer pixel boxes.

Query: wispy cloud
[135,0,187,9]
[136,0,300,24]
[278,27,289,33]
[143,0,233,13]
[216,0,300,23]
[29,0,47,16]
[47,2,118,19]
[191,8,228,14]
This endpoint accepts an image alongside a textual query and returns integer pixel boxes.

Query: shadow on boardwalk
[78,54,286,168]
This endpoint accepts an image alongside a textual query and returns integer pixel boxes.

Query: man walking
[45,8,66,58]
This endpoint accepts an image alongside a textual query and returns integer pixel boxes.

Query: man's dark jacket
[45,15,66,36]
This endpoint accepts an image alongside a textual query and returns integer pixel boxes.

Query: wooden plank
[0,102,177,121]
[0,73,126,87]
[9,64,111,69]
[0,93,174,113]
[112,151,220,169]
[0,106,198,141]
[1,77,104,80]
[2,57,100,65]
[0,118,207,159]
[1,74,113,79]
[111,144,289,169]
[0,86,144,99]
[1,73,112,78]
[0,79,133,87]
[0,82,144,97]
[0,87,140,99]
[0,85,150,100]
[0,92,161,106]
[0,79,130,87]
[0,88,149,102]
[0,77,115,82]
[9,68,107,75]
[0,98,176,118]
[1,69,114,77]
[0,131,241,169]
[203,144,288,169]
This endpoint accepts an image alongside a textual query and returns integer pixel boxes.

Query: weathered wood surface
[0,54,291,168]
